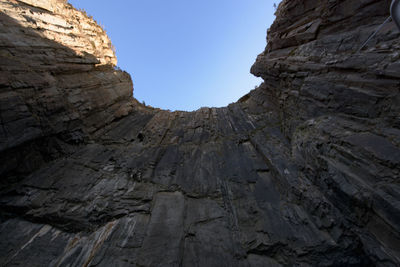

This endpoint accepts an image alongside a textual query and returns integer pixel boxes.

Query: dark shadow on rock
[0,10,134,184]
[0,0,399,266]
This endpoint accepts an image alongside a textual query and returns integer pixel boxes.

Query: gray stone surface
[0,0,399,266]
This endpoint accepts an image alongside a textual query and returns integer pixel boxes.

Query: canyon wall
[0,0,399,266]
[0,0,134,181]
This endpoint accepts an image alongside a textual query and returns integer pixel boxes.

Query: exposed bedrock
[0,0,399,266]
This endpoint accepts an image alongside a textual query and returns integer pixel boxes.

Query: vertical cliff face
[0,0,399,266]
[250,2,400,264]
[251,0,399,136]
[0,0,134,181]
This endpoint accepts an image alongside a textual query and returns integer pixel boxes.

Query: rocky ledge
[0,0,399,266]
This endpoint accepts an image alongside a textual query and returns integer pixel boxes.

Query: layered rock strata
[0,0,399,266]
[0,0,134,181]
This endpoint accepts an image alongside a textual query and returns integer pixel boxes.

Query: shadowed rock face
[0,0,399,266]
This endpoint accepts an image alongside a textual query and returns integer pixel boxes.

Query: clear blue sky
[68,0,280,111]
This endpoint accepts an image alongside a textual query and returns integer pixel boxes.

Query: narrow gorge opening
[67,0,281,111]
[1,0,399,265]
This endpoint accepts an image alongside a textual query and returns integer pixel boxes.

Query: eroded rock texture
[0,0,399,266]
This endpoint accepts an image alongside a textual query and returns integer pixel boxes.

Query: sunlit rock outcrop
[0,0,134,179]
[0,0,399,266]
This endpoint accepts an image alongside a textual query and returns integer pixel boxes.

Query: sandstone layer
[0,0,399,266]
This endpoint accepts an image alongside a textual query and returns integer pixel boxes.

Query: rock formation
[0,0,399,266]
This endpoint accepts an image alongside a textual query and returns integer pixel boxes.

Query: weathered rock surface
[0,0,399,266]
[0,0,134,181]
